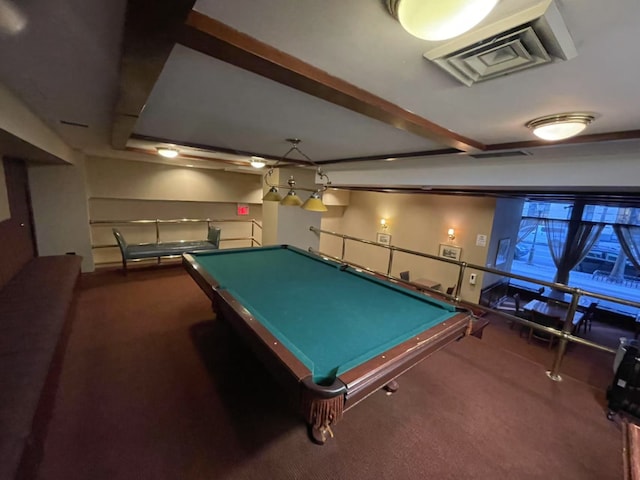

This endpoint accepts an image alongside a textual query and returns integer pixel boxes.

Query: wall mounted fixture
[448,228,456,240]
[380,219,388,231]
[156,147,179,158]
[386,0,498,41]
[262,139,331,212]
[526,113,596,141]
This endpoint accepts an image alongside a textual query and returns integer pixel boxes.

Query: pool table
[183,245,476,444]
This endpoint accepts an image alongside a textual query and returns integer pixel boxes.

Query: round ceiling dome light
[250,156,266,168]
[156,147,179,158]
[526,113,596,141]
[388,0,499,41]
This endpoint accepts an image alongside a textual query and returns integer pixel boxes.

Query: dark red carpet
[36,266,623,479]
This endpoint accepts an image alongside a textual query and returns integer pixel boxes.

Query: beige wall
[86,155,262,203]
[90,199,262,264]
[0,82,77,165]
[0,159,9,221]
[319,191,497,302]
[85,155,265,267]
[28,158,94,271]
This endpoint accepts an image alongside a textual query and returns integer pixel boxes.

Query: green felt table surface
[192,246,459,383]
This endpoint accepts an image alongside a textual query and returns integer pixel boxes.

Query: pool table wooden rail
[340,313,472,409]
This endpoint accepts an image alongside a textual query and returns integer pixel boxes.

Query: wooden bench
[0,254,82,480]
[112,226,220,274]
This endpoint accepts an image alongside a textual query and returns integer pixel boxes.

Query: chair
[497,293,530,329]
[578,302,598,334]
[528,310,561,349]
[399,271,410,281]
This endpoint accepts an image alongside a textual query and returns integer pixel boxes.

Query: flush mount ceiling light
[386,0,499,41]
[156,147,179,158]
[250,156,266,169]
[526,113,596,141]
[262,139,331,212]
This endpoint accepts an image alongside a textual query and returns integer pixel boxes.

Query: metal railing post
[341,237,346,260]
[455,263,466,300]
[156,219,161,264]
[547,290,581,381]
[387,247,394,276]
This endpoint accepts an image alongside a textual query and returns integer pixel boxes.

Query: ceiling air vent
[423,0,576,86]
[469,150,531,159]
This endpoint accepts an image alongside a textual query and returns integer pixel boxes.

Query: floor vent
[423,0,576,86]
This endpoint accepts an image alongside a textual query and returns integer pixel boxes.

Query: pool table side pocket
[339,314,472,410]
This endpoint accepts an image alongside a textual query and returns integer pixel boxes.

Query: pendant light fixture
[262,139,331,212]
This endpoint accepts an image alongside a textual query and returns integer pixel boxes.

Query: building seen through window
[511,201,640,316]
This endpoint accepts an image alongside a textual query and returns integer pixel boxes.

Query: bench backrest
[207,225,221,248]
[112,228,128,255]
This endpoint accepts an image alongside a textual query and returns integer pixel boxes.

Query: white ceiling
[1,0,640,184]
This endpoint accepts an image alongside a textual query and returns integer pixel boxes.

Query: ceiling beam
[111,0,196,149]
[129,133,310,167]
[485,129,640,151]
[176,11,485,153]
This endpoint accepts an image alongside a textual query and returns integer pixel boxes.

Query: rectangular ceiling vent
[469,150,531,159]
[423,0,576,86]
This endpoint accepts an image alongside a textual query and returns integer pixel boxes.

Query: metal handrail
[90,218,263,226]
[310,225,639,381]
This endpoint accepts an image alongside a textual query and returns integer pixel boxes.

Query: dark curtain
[517,218,539,244]
[614,225,640,272]
[544,219,604,284]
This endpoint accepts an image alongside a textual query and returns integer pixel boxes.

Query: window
[511,201,640,316]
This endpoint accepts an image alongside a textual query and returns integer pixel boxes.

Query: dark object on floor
[607,344,640,421]
[399,271,410,281]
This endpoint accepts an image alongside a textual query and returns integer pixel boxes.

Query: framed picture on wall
[376,232,392,245]
[438,244,462,261]
[495,238,511,266]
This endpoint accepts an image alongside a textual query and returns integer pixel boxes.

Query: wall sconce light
[448,228,456,241]
[380,218,388,231]
[262,139,331,212]
[386,0,499,41]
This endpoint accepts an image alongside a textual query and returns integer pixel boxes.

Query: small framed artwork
[495,238,511,266]
[376,232,392,245]
[439,244,462,261]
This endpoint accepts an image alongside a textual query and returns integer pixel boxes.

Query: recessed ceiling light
[387,0,499,41]
[250,156,266,168]
[156,147,179,158]
[185,164,194,167]
[526,113,596,141]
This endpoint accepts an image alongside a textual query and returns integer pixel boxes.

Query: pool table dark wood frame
[183,249,474,444]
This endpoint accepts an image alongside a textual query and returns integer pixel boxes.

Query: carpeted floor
[36,266,624,479]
